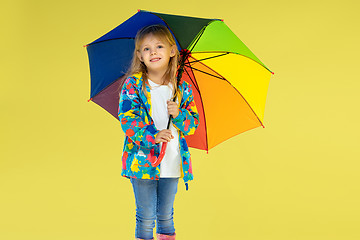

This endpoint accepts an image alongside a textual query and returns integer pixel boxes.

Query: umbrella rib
[183,64,200,93]
[182,64,210,152]
[191,56,265,128]
[187,53,229,64]
[191,51,273,73]
[186,66,226,80]
[188,26,206,52]
[187,19,220,52]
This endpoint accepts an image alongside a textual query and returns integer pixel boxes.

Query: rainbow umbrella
[84,9,273,153]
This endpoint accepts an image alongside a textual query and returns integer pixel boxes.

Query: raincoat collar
[131,72,180,122]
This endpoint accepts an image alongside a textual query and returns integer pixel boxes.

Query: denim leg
[156,177,179,235]
[131,178,157,240]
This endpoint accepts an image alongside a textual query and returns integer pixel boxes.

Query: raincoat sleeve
[118,77,159,149]
[172,82,200,136]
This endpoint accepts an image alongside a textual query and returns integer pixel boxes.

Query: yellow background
[1,0,360,239]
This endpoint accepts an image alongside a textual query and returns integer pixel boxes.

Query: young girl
[117,24,200,240]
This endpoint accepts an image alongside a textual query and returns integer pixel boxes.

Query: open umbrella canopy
[85,9,273,152]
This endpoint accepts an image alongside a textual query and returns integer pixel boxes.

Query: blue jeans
[130,177,179,240]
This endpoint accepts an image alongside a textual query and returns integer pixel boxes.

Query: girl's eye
[144,48,149,51]
[157,45,163,48]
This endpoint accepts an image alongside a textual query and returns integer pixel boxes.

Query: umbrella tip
[138,9,141,12]
[271,72,274,75]
[88,98,92,102]
[83,44,88,48]
[221,19,224,22]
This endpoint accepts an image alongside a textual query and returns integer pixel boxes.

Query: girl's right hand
[155,129,174,144]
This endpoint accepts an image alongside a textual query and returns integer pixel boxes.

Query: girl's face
[136,33,176,74]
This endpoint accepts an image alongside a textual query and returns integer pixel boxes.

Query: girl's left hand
[167,100,179,118]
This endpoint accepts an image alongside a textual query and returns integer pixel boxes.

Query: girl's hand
[155,129,174,144]
[167,100,179,118]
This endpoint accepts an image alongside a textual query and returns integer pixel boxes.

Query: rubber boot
[156,233,176,240]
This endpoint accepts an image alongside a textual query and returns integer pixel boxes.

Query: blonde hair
[119,24,181,100]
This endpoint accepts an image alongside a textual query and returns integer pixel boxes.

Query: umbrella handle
[151,142,168,167]
[149,96,175,168]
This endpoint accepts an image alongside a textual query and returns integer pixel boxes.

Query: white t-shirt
[148,79,181,178]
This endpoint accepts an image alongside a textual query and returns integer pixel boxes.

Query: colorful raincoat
[118,72,200,189]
